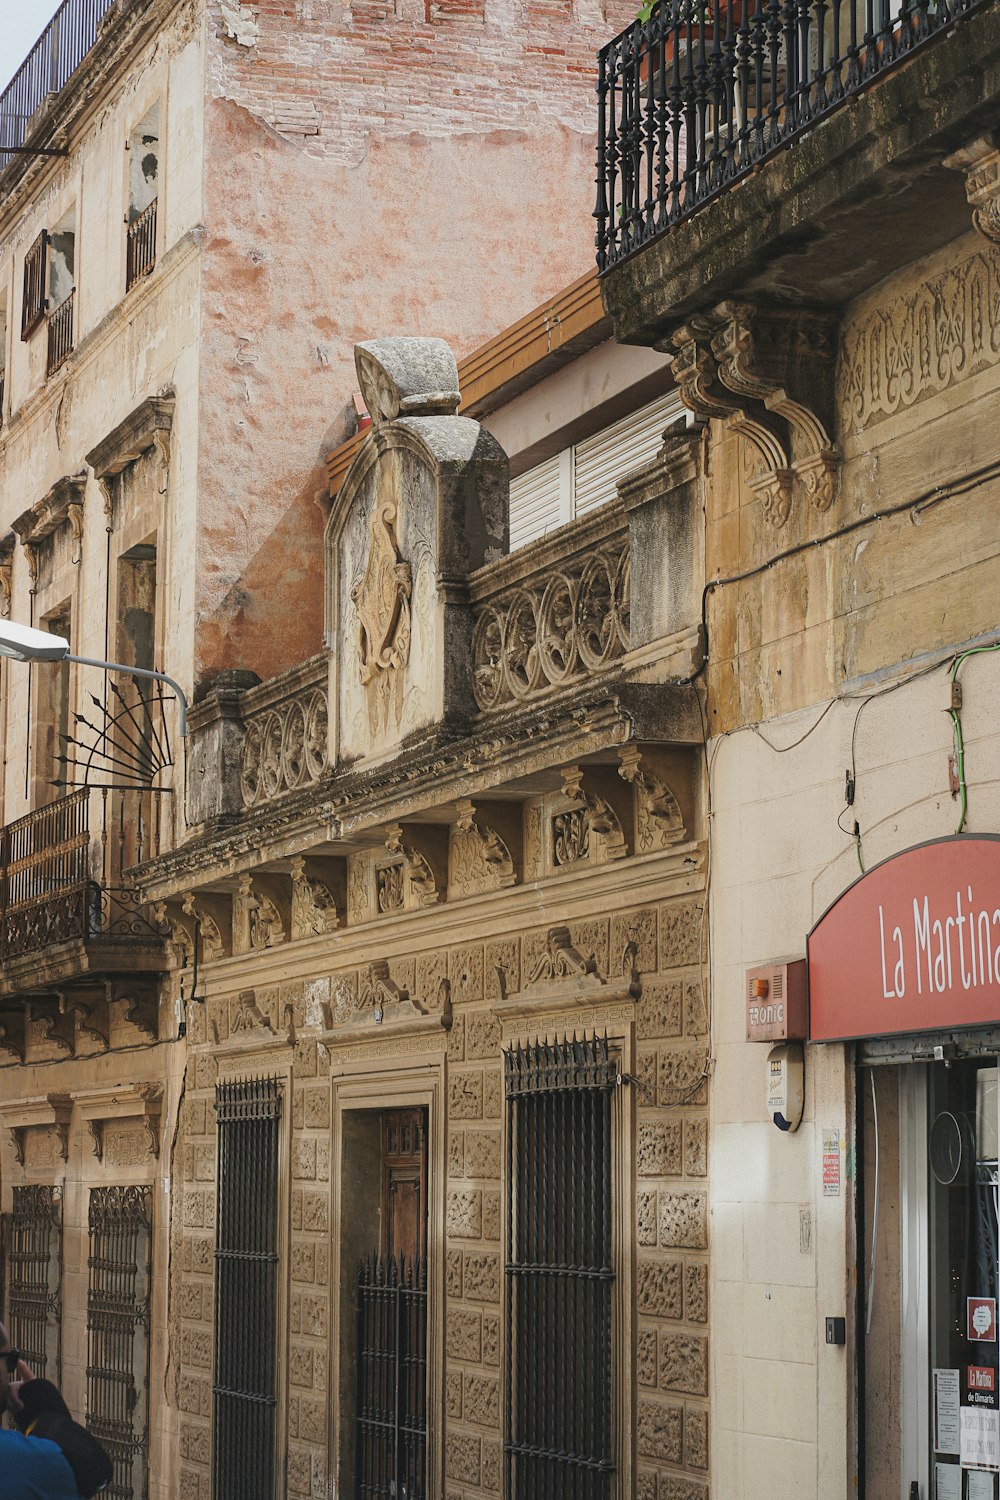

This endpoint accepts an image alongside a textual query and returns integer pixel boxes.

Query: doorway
[864,1057,1000,1500]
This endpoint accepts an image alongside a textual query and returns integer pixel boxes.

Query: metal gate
[356,1254,427,1499]
[6,1184,61,1380]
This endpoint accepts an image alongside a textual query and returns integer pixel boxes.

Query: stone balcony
[138,338,707,935]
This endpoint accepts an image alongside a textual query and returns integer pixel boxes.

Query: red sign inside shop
[808,837,1000,1043]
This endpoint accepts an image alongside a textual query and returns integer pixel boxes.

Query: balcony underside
[600,0,1000,343]
[0,935,167,1003]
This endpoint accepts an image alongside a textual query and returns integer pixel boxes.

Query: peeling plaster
[219,3,260,47]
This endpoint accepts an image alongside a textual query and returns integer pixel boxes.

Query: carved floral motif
[290,857,339,938]
[619,747,687,853]
[233,876,285,954]
[240,687,327,807]
[472,542,630,710]
[552,767,626,868]
[449,801,515,898]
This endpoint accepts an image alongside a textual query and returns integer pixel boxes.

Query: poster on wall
[966,1469,996,1499]
[960,1406,1000,1470]
[970,1300,999,1345]
[935,1369,962,1454]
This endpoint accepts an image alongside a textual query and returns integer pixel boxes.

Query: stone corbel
[28,995,76,1054]
[448,799,518,899]
[110,980,159,1039]
[618,746,688,853]
[552,765,628,869]
[181,891,230,961]
[0,533,13,619]
[944,135,1000,245]
[85,394,175,526]
[12,472,88,577]
[669,302,840,525]
[289,856,343,939]
[232,874,286,954]
[0,1006,27,1061]
[378,824,448,912]
[66,985,111,1048]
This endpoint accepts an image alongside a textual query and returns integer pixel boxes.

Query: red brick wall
[194,0,633,683]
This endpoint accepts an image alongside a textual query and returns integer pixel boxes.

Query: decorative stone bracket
[669,302,840,526]
[492,925,641,1024]
[74,1084,163,1163]
[944,135,1000,245]
[0,1094,73,1167]
[12,472,87,579]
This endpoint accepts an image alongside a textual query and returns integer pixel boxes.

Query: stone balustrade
[238,655,328,808]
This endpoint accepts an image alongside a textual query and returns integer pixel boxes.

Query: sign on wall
[808,837,1000,1043]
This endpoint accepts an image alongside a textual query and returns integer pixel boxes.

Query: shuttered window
[21,229,47,339]
[507,389,686,549]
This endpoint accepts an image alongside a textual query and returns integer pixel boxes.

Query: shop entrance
[864,1058,1000,1500]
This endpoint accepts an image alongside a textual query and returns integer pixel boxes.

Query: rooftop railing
[595,0,989,271]
[0,0,115,169]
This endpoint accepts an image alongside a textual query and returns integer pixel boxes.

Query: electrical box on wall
[745,959,807,1042]
[766,1042,805,1132]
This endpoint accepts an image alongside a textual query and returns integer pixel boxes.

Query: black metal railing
[504,1035,617,1498]
[6,1185,62,1383]
[0,792,166,963]
[47,288,75,375]
[596,0,989,270]
[213,1078,282,1500]
[86,1185,152,1500]
[0,0,115,168]
[126,199,157,290]
[356,1254,428,1500]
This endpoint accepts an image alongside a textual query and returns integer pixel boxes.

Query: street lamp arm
[66,654,189,736]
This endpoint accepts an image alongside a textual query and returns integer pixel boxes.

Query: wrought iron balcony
[0,790,167,1003]
[0,0,114,168]
[126,198,157,290]
[595,0,991,271]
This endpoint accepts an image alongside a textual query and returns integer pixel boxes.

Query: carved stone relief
[945,136,1000,246]
[352,450,412,736]
[472,540,630,711]
[290,857,340,938]
[838,238,1000,428]
[449,800,515,899]
[618,748,687,853]
[373,825,443,914]
[232,875,285,955]
[240,687,327,807]
[551,766,627,869]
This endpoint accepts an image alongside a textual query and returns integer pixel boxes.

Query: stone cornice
[86,393,175,479]
[12,472,87,546]
[138,680,702,900]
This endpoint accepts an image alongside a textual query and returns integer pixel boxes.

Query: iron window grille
[213,1076,282,1500]
[86,1184,153,1500]
[5,1184,62,1380]
[21,229,47,338]
[356,1253,428,1499]
[504,1035,617,1499]
[46,287,75,376]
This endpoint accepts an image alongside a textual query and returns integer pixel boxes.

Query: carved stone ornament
[354,336,461,427]
[12,472,88,577]
[86,394,175,523]
[74,1083,163,1162]
[376,824,440,913]
[553,767,627,868]
[0,1094,73,1166]
[945,136,1000,245]
[233,875,285,954]
[351,960,426,1027]
[670,302,840,524]
[0,532,13,619]
[449,800,515,898]
[231,990,276,1034]
[182,892,226,961]
[0,1007,27,1062]
[290,857,340,938]
[618,747,687,853]
[240,683,328,807]
[351,450,412,735]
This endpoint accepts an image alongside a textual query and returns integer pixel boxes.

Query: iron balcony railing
[596,0,989,270]
[0,0,115,168]
[0,790,164,963]
[126,198,157,290]
[46,289,75,376]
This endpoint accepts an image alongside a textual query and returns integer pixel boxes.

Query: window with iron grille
[504,1035,617,1498]
[213,1077,282,1500]
[86,1185,152,1500]
[21,229,47,339]
[5,1184,62,1380]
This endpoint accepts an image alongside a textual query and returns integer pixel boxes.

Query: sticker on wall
[821,1128,841,1197]
[969,1299,998,1344]
[960,1405,1000,1470]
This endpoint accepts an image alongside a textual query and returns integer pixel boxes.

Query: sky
[0,1,62,94]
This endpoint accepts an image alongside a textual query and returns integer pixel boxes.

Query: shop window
[126,104,159,290]
[504,1035,617,1496]
[86,1185,152,1500]
[213,1077,282,1500]
[339,1107,429,1498]
[4,1185,62,1383]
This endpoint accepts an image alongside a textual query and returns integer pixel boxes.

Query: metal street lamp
[0,620,189,736]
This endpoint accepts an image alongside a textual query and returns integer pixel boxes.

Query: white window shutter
[508,450,571,550]
[573,390,685,518]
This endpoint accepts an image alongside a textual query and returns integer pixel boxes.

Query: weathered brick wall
[195,0,634,683]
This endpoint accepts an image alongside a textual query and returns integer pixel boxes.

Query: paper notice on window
[961,1405,1000,1470]
[934,1369,961,1454]
[934,1463,961,1500]
[966,1468,996,1500]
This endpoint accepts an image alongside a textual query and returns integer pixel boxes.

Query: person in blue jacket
[0,1339,79,1500]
